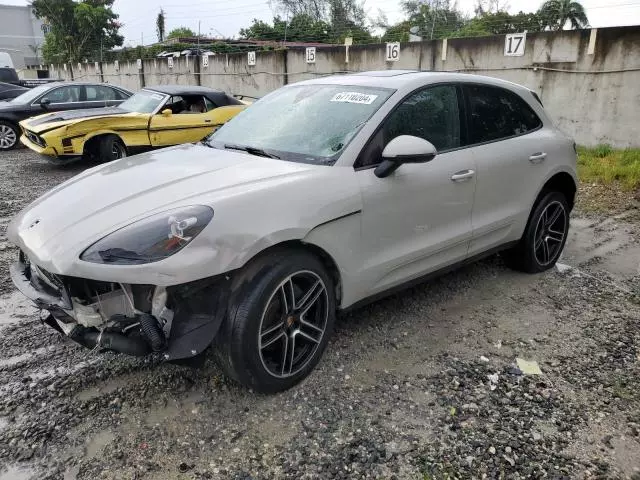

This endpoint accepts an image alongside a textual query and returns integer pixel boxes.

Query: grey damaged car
[8,71,577,393]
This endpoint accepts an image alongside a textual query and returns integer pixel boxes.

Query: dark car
[0,82,28,101]
[0,67,60,88]
[0,82,132,151]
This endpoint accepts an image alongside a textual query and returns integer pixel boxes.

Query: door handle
[529,152,547,163]
[204,119,211,123]
[451,169,475,182]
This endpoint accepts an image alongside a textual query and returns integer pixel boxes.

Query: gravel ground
[0,149,639,480]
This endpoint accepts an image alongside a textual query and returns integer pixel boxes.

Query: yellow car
[19,85,246,164]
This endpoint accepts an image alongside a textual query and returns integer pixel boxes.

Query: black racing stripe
[313,210,362,229]
[149,124,220,132]
[63,127,149,141]
[33,125,66,135]
[112,127,149,132]
[28,108,127,126]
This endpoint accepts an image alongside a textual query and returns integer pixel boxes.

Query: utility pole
[141,32,144,46]
[283,7,289,44]
[198,21,201,51]
[430,0,438,40]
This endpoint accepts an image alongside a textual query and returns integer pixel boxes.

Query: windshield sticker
[150,93,164,100]
[330,92,378,105]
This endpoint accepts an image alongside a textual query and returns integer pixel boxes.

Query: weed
[577,146,640,190]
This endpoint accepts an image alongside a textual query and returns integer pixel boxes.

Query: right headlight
[80,205,214,265]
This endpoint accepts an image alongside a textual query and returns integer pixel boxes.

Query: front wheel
[504,191,570,273]
[0,121,19,151]
[98,135,127,162]
[214,250,336,393]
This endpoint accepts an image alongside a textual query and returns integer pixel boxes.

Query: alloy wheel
[112,142,127,159]
[258,270,329,378]
[533,200,567,266]
[0,125,17,150]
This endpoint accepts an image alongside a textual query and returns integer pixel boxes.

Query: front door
[36,84,86,112]
[149,95,215,147]
[355,84,476,297]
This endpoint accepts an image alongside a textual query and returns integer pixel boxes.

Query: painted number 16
[386,42,400,62]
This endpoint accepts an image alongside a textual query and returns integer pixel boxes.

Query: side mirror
[374,135,437,178]
[161,108,172,117]
[40,98,51,108]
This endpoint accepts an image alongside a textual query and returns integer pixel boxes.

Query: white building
[0,4,46,70]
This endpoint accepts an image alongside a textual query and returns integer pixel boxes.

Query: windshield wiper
[224,143,280,159]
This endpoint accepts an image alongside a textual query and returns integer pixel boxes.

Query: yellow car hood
[21,108,145,133]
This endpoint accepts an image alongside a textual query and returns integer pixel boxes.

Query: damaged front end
[10,251,230,361]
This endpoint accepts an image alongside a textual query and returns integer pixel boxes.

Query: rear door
[84,85,128,108]
[148,95,215,146]
[463,84,548,256]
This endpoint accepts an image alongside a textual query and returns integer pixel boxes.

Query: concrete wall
[58,25,640,147]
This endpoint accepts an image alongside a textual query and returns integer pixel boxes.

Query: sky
[2,0,639,46]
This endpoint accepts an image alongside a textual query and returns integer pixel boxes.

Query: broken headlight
[80,205,214,265]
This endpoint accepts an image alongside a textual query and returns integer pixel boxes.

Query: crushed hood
[8,143,324,268]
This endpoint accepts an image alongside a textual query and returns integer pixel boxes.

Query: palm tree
[537,0,589,30]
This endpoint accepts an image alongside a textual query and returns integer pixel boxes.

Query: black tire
[504,191,570,273]
[0,120,19,151]
[214,249,336,393]
[98,135,127,162]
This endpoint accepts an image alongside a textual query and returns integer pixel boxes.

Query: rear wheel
[0,121,19,151]
[98,135,127,162]
[504,191,570,273]
[214,250,336,393]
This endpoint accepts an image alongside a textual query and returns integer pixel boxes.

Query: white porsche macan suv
[8,71,577,393]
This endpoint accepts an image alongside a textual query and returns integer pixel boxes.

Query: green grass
[577,145,640,190]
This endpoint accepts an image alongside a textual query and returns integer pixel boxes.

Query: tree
[537,0,588,30]
[267,0,372,42]
[240,14,330,42]
[156,8,166,42]
[381,21,411,42]
[401,0,466,40]
[167,27,197,39]
[454,11,544,37]
[32,0,123,64]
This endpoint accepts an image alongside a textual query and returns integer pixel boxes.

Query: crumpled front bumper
[10,251,74,325]
[10,251,232,361]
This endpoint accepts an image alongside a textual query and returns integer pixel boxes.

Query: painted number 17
[504,33,526,56]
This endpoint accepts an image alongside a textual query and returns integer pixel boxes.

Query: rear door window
[86,85,118,101]
[465,84,542,144]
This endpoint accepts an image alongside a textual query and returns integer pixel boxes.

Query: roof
[145,85,223,96]
[29,81,131,89]
[295,70,532,95]
[144,84,243,106]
